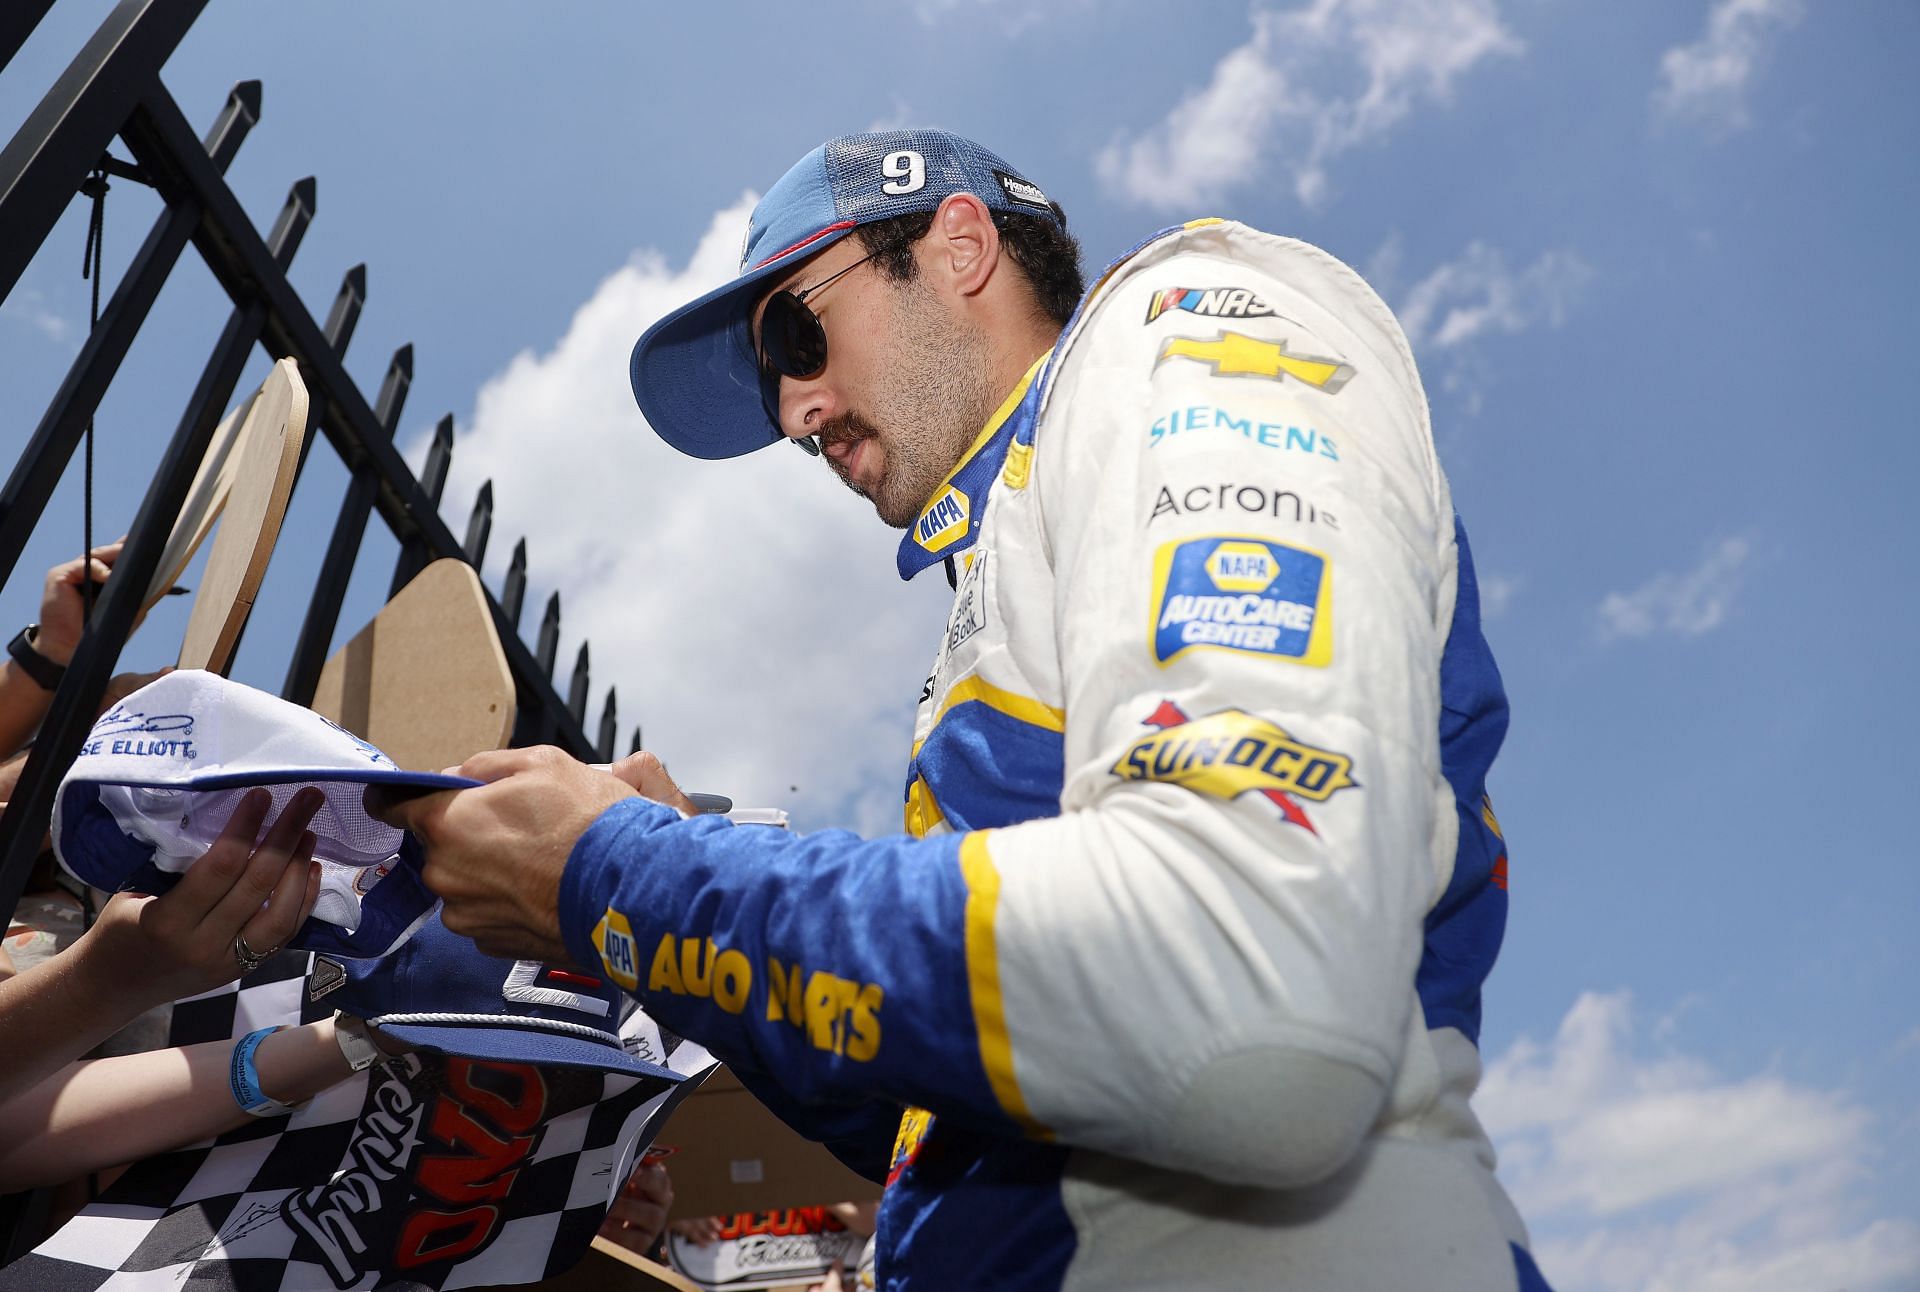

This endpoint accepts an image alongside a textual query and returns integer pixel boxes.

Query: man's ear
[926,193,1000,298]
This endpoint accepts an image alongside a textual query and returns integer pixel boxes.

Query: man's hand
[608,749,699,816]
[598,1160,675,1258]
[76,787,322,1008]
[669,1214,724,1246]
[98,668,171,715]
[34,540,123,667]
[368,746,639,962]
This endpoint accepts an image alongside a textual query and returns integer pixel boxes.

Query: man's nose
[779,374,834,442]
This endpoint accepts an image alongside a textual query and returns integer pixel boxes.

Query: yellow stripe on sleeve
[937,675,1065,732]
[959,832,1050,1140]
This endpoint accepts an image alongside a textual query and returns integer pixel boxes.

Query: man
[378,130,1550,1290]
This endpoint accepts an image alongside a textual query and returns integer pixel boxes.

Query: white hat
[54,669,478,958]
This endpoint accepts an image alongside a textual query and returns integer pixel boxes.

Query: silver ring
[233,932,266,974]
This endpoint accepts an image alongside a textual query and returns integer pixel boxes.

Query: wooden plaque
[175,359,308,673]
[140,384,259,613]
[310,557,516,771]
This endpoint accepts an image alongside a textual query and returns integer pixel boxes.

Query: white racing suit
[563,219,1551,1289]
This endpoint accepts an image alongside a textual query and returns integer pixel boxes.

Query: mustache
[815,411,881,455]
[815,411,882,500]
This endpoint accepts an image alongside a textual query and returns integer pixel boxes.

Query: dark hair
[855,205,1085,327]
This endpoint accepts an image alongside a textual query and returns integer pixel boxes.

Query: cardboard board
[175,358,308,672]
[310,557,516,771]
[646,1067,880,1220]
[139,384,261,613]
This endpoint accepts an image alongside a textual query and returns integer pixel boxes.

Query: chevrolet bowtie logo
[1155,331,1356,393]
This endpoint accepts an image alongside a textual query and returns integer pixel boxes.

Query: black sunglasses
[756,250,878,454]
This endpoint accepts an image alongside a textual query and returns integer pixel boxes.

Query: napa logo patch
[592,908,640,992]
[1150,534,1333,667]
[1145,285,1277,324]
[913,484,971,553]
[1113,700,1357,833]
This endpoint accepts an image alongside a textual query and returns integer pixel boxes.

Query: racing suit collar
[896,353,1050,581]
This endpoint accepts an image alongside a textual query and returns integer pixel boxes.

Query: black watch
[7,624,66,691]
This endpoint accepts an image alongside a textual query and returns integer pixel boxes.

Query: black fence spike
[536,592,561,678]
[370,344,411,438]
[501,538,527,629]
[463,479,492,566]
[390,411,453,595]
[597,687,617,762]
[231,79,262,121]
[567,643,591,726]
[204,81,263,171]
[629,724,643,756]
[266,176,316,272]
[421,414,453,504]
[322,263,365,356]
[297,263,370,478]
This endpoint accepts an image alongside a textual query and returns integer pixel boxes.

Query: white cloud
[1098,0,1520,210]
[1397,242,1592,352]
[1479,573,1517,619]
[865,98,918,133]
[1483,991,1920,1292]
[1597,536,1750,641]
[1655,0,1804,132]
[419,197,953,834]
[1372,237,1590,410]
[0,287,74,346]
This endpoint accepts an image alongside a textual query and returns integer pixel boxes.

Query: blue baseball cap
[323,910,682,1082]
[629,129,1063,460]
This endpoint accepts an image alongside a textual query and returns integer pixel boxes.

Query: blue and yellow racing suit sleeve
[562,810,1030,1141]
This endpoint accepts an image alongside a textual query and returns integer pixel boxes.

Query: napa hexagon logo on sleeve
[1150,534,1333,667]
[592,908,640,992]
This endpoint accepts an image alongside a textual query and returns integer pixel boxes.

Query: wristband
[6,624,64,691]
[230,1025,297,1118]
[333,1013,383,1072]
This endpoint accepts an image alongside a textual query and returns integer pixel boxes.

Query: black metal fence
[0,0,624,929]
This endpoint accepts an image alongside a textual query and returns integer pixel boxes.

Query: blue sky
[4,3,1917,1286]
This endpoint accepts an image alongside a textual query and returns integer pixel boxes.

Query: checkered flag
[1,958,711,1290]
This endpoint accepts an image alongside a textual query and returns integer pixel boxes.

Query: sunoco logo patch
[1150,534,1333,667]
[913,484,971,553]
[1113,701,1357,832]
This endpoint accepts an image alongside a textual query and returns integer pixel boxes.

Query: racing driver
[377,129,1552,1290]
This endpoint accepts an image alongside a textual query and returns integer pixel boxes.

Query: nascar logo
[1113,701,1357,832]
[914,484,970,553]
[1145,286,1277,324]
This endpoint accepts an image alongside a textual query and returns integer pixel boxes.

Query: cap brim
[162,768,482,793]
[629,226,856,460]
[376,1021,683,1083]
